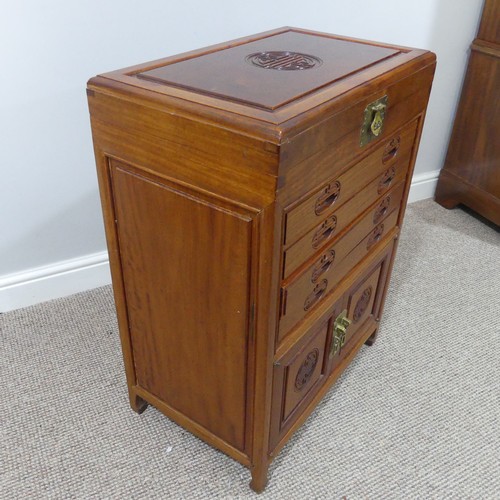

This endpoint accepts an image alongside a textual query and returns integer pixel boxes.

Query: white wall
[0,0,484,311]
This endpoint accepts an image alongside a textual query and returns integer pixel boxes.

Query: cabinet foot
[130,393,148,414]
[435,197,460,210]
[434,171,460,210]
[365,330,378,346]
[249,463,269,493]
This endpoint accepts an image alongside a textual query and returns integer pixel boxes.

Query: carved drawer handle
[312,215,337,249]
[378,166,396,194]
[382,136,401,163]
[373,196,391,224]
[304,279,328,311]
[314,181,341,215]
[311,250,335,283]
[367,223,385,250]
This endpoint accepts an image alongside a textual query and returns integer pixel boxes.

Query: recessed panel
[137,31,400,110]
[110,161,252,451]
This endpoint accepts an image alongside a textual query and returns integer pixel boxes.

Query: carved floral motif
[353,286,373,323]
[295,349,319,391]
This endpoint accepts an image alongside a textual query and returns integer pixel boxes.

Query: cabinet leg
[130,393,148,414]
[249,462,269,493]
[435,196,460,210]
[434,171,460,209]
[365,329,378,346]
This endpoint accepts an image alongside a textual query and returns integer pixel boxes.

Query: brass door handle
[330,310,351,358]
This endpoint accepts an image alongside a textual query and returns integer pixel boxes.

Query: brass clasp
[330,309,351,358]
[360,95,388,146]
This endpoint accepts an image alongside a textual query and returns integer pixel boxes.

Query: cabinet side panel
[441,49,500,197]
[111,163,252,451]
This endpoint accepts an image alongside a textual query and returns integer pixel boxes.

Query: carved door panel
[269,319,330,450]
[326,239,395,373]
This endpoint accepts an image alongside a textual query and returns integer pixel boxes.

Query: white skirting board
[0,252,111,313]
[407,169,440,204]
[0,171,439,313]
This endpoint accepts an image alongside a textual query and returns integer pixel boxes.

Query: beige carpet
[1,200,499,499]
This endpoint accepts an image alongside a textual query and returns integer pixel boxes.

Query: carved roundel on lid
[295,349,320,391]
[246,51,323,71]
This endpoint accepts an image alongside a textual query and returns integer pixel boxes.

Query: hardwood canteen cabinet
[87,28,435,492]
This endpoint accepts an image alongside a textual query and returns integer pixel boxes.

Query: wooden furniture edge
[132,385,252,467]
[435,170,500,226]
[87,52,436,142]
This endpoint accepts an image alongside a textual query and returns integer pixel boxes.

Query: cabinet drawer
[279,202,400,339]
[283,120,417,248]
[283,158,407,279]
[283,171,406,279]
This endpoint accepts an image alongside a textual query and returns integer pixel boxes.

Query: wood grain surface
[435,0,500,225]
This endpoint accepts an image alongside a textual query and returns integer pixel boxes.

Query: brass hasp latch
[330,309,351,358]
[360,95,388,146]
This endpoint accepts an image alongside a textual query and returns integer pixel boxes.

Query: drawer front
[284,119,417,247]
[279,201,400,339]
[283,158,407,279]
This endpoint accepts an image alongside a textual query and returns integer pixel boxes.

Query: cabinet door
[270,237,396,452]
[326,239,395,373]
[269,318,332,450]
[110,160,254,452]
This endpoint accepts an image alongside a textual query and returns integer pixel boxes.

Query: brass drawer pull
[382,136,400,163]
[367,223,385,250]
[330,309,351,358]
[311,250,335,283]
[314,181,341,215]
[312,215,337,249]
[378,166,396,194]
[304,279,328,311]
[373,196,391,224]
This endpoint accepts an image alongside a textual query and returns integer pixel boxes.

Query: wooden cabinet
[87,27,435,492]
[435,0,500,225]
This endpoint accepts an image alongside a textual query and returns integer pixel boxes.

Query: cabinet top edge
[87,27,436,143]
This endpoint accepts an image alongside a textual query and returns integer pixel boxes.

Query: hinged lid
[89,27,435,140]
[136,30,400,111]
